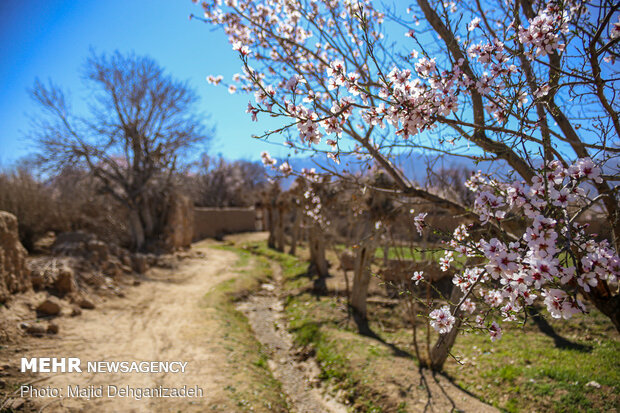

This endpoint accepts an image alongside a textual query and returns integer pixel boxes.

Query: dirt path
[3,236,497,413]
[15,244,239,412]
[237,263,348,413]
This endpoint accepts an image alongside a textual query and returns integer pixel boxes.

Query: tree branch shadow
[527,306,592,352]
[351,312,414,359]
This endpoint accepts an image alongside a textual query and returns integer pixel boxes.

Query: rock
[131,253,148,274]
[52,231,96,255]
[78,297,95,310]
[83,272,106,287]
[156,256,175,269]
[585,380,601,389]
[163,193,194,250]
[121,252,133,267]
[54,266,76,294]
[32,231,56,254]
[25,324,47,337]
[46,322,59,334]
[86,240,109,262]
[0,211,31,303]
[102,259,124,278]
[36,297,62,316]
[145,253,157,266]
[71,306,82,317]
[261,283,276,291]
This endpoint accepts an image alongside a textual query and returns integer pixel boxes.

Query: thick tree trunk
[139,200,155,241]
[350,240,376,329]
[586,284,620,333]
[429,287,464,370]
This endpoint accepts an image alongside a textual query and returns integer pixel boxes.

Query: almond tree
[195,0,620,368]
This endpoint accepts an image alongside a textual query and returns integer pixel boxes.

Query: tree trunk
[350,239,376,329]
[585,284,620,333]
[289,210,300,255]
[275,205,285,252]
[383,244,389,267]
[267,204,276,249]
[128,209,146,251]
[139,199,155,241]
[309,225,328,278]
[429,287,464,370]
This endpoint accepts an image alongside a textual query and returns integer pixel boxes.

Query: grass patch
[242,240,619,413]
[200,245,288,412]
[445,317,620,413]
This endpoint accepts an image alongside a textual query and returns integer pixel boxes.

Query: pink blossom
[429,305,455,334]
[279,162,292,176]
[260,151,276,167]
[489,322,502,341]
[411,271,424,285]
[413,212,427,235]
[468,17,481,32]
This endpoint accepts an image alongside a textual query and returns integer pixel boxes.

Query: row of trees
[195,0,620,369]
[0,154,268,253]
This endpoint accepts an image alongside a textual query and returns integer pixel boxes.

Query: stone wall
[0,211,30,302]
[193,207,257,240]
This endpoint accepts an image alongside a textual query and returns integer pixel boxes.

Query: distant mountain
[272,151,617,189]
[272,151,511,188]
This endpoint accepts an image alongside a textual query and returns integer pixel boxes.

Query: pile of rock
[51,231,148,277]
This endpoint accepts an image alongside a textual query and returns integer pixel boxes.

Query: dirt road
[17,244,239,412]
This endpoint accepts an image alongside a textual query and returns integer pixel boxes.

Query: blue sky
[0,0,286,167]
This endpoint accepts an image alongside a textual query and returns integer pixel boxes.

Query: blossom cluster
[419,158,619,341]
[517,4,568,58]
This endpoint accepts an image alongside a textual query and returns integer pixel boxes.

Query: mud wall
[193,207,258,240]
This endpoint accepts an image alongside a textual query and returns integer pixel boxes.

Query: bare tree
[28,51,210,250]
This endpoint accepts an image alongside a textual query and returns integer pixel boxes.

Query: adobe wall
[193,207,258,240]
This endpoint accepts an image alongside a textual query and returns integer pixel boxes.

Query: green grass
[241,240,620,413]
[445,319,620,413]
[374,246,441,261]
[200,244,289,412]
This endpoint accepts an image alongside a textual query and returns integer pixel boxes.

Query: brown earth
[1,242,238,412]
[1,234,498,412]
